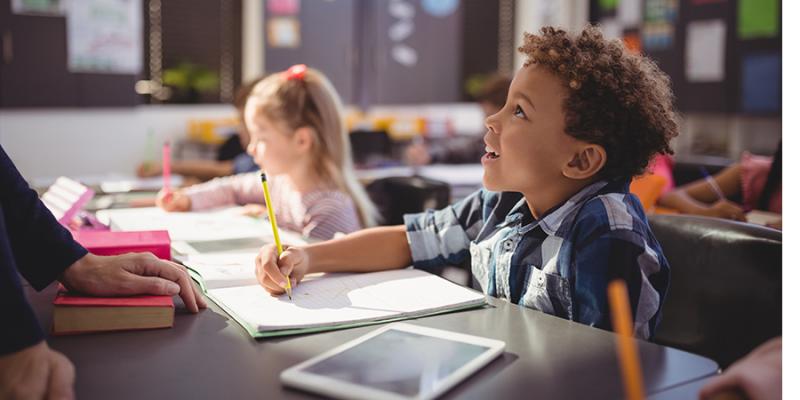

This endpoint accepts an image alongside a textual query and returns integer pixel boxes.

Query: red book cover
[72,230,171,260]
[53,291,175,308]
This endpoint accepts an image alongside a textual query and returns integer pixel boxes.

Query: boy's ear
[293,126,316,152]
[563,144,606,180]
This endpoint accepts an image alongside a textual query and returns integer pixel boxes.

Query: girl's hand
[239,204,268,218]
[700,200,746,222]
[156,189,191,212]
[255,244,311,296]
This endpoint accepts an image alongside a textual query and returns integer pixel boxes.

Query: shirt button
[538,275,545,284]
[503,240,514,250]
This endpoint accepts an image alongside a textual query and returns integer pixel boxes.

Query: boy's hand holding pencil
[255,244,310,297]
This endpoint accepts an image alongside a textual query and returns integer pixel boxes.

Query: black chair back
[648,214,781,368]
[366,176,451,226]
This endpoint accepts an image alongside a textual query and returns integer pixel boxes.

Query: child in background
[156,65,376,240]
[658,142,781,227]
[404,75,511,166]
[137,79,261,181]
[256,27,676,339]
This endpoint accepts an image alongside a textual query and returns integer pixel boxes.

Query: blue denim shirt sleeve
[403,189,486,272]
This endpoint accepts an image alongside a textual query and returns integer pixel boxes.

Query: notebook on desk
[181,253,487,338]
[95,207,306,252]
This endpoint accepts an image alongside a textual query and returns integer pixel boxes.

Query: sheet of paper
[182,252,260,289]
[745,210,781,226]
[96,207,305,243]
[208,269,486,332]
[619,0,642,26]
[64,0,143,74]
[685,19,726,83]
[99,175,183,193]
[31,173,182,191]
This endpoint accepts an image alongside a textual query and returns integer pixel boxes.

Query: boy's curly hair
[519,25,678,180]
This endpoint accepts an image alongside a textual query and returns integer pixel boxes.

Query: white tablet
[280,323,505,400]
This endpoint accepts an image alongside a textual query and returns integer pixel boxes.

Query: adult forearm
[306,226,412,273]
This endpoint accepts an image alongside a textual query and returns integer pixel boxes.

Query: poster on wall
[738,0,778,39]
[685,19,726,82]
[642,0,678,50]
[64,0,143,74]
[741,53,781,113]
[619,0,642,26]
[11,0,64,16]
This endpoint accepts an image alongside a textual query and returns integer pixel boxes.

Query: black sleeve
[0,145,87,355]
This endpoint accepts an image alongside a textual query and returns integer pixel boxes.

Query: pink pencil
[162,141,172,198]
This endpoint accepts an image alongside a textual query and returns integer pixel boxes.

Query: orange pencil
[608,280,645,400]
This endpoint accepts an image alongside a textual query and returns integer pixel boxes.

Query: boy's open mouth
[485,145,500,159]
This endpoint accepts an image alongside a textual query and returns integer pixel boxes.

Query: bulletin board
[589,0,781,115]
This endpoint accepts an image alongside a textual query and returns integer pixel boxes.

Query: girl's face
[244,102,302,176]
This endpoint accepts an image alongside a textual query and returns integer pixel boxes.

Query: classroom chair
[349,129,393,167]
[648,214,781,368]
[366,175,451,226]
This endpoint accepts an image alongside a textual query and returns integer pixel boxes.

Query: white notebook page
[208,269,486,332]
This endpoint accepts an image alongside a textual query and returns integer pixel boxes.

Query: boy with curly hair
[254,26,678,339]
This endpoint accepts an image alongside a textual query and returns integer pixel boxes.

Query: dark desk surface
[28,284,718,399]
[651,376,717,400]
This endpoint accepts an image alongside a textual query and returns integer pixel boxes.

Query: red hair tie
[284,64,307,81]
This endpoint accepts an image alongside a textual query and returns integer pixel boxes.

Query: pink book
[72,230,171,260]
[41,177,94,226]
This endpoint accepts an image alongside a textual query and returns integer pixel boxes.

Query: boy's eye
[513,105,526,119]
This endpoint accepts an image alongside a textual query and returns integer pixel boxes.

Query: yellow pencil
[608,279,645,400]
[260,172,292,300]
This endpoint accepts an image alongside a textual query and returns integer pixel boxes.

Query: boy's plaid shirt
[404,179,670,339]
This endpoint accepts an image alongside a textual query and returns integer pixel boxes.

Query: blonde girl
[157,65,376,240]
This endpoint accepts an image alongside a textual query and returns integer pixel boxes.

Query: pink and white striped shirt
[184,173,361,240]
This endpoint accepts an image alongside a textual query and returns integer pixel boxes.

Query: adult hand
[700,200,746,222]
[255,244,311,296]
[0,341,75,400]
[700,337,781,400]
[60,253,206,312]
[155,189,191,212]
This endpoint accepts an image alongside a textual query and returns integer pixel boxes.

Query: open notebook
[181,253,487,338]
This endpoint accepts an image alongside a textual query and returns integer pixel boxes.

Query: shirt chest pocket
[469,241,492,294]
[520,266,573,319]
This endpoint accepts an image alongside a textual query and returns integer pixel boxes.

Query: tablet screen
[300,329,491,397]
